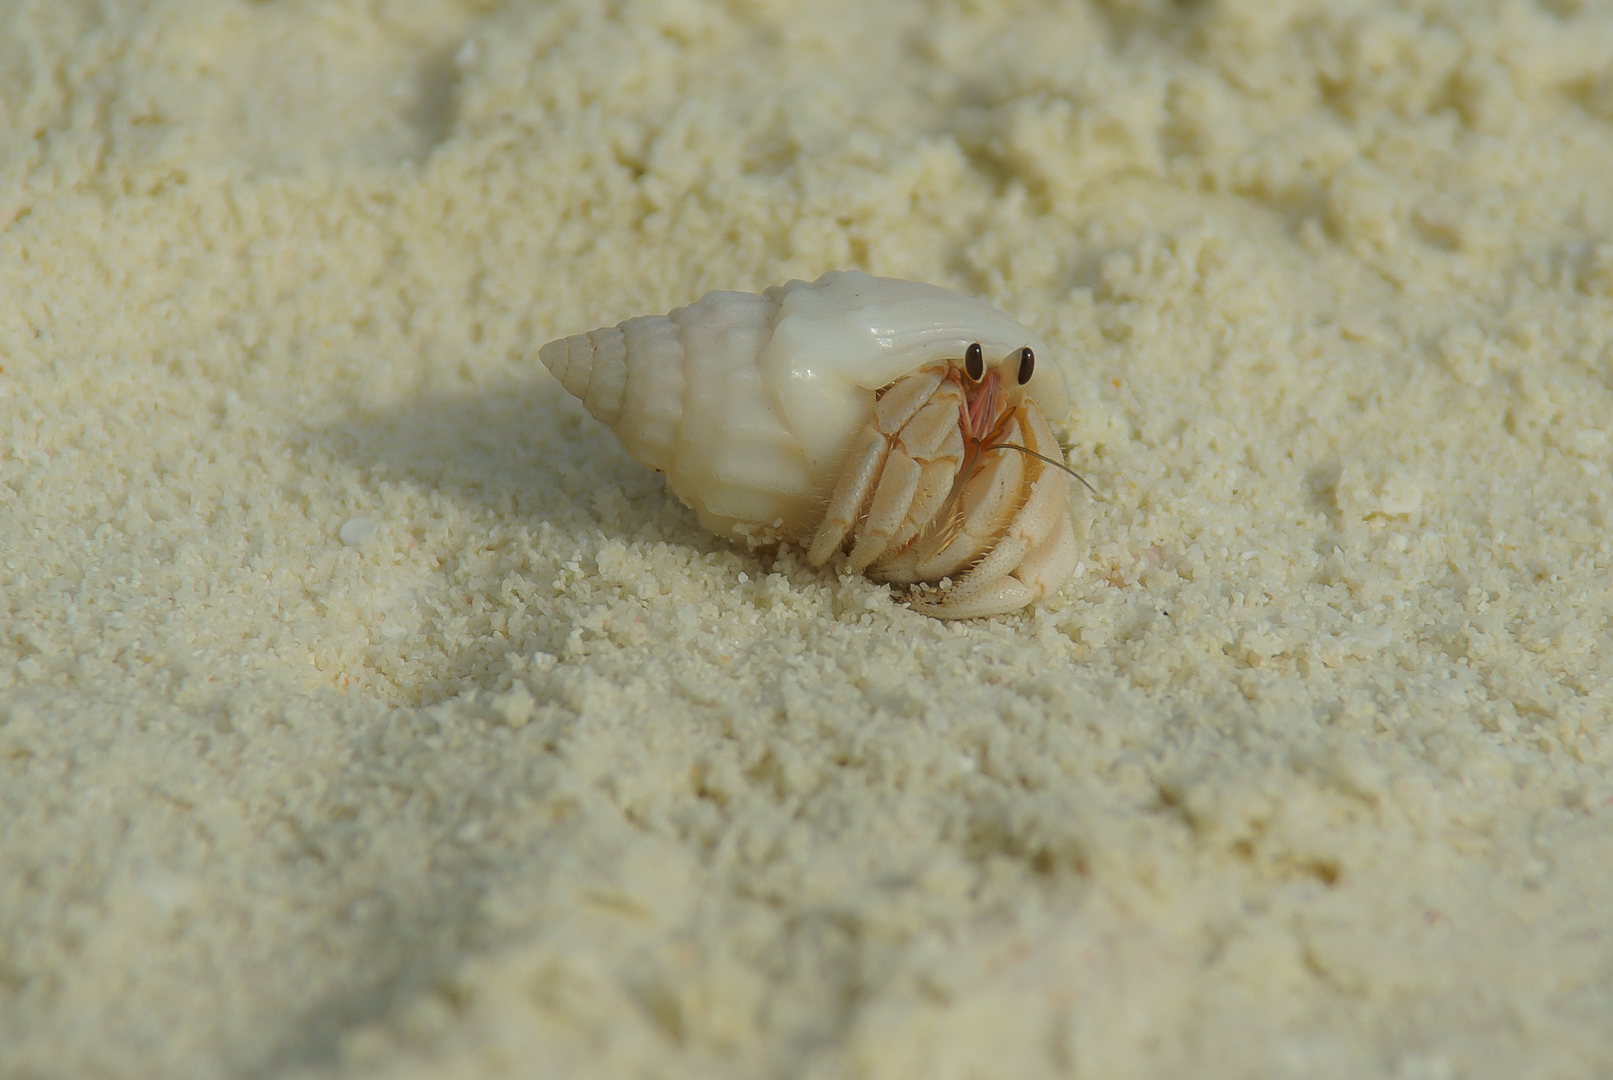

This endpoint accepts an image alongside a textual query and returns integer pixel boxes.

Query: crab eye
[964,342,984,381]
[1017,347,1035,385]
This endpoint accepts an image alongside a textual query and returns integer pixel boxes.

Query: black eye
[964,342,984,381]
[1017,347,1035,385]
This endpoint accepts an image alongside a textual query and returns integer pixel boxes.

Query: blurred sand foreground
[3,0,1613,1076]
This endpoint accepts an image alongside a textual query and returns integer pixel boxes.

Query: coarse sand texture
[3,0,1613,1077]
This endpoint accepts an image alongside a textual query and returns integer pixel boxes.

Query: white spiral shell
[539,270,1068,543]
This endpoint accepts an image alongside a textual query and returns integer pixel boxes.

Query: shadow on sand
[304,370,719,697]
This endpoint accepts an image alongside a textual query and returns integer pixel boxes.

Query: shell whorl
[539,290,816,538]
[538,314,688,468]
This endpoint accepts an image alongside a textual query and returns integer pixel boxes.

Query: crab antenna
[986,442,1101,498]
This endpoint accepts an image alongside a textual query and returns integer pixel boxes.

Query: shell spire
[537,326,629,427]
[539,313,690,471]
[539,289,817,539]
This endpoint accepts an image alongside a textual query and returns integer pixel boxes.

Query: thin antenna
[987,443,1101,499]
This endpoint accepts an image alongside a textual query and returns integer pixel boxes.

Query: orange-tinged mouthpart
[961,368,1003,445]
[951,366,1026,483]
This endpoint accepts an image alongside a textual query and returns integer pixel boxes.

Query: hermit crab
[539,271,1090,618]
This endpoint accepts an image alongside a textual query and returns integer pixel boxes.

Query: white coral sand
[2,1,1611,1077]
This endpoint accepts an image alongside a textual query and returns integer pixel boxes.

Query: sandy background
[3,0,1613,1076]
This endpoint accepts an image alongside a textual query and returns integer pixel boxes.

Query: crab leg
[806,365,954,567]
[844,384,965,572]
[908,400,1079,618]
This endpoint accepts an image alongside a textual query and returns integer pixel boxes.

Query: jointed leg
[909,401,1078,619]
[806,366,952,567]
[845,388,964,572]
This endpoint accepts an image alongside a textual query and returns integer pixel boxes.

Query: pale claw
[908,576,1038,620]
